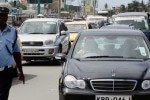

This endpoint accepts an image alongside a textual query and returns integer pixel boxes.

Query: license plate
[23,49,39,53]
[96,95,132,100]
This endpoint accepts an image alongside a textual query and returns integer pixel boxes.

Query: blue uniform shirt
[0,25,20,68]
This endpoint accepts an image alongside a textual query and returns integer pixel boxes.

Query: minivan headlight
[45,40,53,45]
[64,75,86,89]
[142,80,150,90]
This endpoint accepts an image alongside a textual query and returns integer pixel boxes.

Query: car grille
[23,53,44,55]
[22,41,43,46]
[90,79,137,92]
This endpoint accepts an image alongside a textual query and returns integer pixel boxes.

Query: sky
[5,0,150,10]
[98,0,149,10]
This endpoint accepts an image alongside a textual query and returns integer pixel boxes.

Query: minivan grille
[90,79,137,92]
[22,41,43,46]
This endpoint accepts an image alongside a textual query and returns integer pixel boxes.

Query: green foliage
[118,0,148,13]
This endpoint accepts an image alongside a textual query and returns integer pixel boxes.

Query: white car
[18,18,70,62]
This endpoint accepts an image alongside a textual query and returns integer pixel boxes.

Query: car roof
[116,12,147,17]
[81,29,144,36]
[101,24,134,29]
[24,18,60,22]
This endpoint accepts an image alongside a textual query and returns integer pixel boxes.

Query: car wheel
[52,57,62,65]
[59,93,65,100]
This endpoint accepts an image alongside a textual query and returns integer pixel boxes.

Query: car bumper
[61,88,150,100]
[22,46,59,60]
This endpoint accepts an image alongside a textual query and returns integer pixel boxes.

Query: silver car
[18,18,70,62]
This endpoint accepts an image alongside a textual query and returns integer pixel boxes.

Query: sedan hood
[67,59,150,80]
[18,34,56,42]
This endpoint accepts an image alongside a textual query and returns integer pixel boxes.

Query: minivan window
[66,24,86,32]
[20,21,57,34]
[114,17,150,31]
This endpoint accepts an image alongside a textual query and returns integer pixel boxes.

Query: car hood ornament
[111,69,116,77]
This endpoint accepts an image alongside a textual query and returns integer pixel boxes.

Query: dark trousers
[0,67,13,100]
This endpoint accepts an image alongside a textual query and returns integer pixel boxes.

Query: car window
[66,24,87,32]
[114,17,150,31]
[73,35,150,59]
[20,21,57,34]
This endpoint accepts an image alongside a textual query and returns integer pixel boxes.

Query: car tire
[52,57,62,65]
[59,93,65,100]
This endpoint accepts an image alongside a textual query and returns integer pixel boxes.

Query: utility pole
[93,0,96,15]
[38,0,40,14]
[58,0,61,18]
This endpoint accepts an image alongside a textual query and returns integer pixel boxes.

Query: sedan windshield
[114,17,150,31]
[73,35,150,60]
[66,24,87,33]
[20,21,57,34]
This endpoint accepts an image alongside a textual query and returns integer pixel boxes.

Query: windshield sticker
[139,47,147,56]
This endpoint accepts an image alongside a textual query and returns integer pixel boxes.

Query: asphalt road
[9,61,62,100]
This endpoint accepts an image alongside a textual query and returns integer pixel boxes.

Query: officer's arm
[13,37,25,84]
[13,52,23,73]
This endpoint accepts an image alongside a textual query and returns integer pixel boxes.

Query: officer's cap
[0,3,12,14]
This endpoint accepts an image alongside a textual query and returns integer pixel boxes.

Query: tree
[132,0,140,11]
[127,3,133,12]
[127,0,140,12]
[120,4,126,12]
[146,0,150,11]
[104,3,108,10]
[140,0,146,11]
[9,1,22,9]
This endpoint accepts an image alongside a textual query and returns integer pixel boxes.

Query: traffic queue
[8,7,150,100]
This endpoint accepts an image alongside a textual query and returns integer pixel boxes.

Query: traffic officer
[0,3,25,100]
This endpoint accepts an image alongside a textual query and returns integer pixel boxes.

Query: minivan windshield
[114,16,150,31]
[20,21,57,34]
[66,24,87,33]
[73,35,150,60]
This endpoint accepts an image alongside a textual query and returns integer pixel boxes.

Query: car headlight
[45,40,53,45]
[64,75,86,89]
[142,80,150,90]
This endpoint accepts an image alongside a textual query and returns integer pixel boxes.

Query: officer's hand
[19,72,25,84]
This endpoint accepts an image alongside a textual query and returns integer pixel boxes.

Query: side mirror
[61,31,67,35]
[55,53,67,61]
[61,31,69,35]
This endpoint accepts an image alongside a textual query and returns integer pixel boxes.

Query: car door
[60,22,70,54]
[56,21,70,54]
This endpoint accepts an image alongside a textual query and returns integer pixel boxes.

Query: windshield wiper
[74,58,81,61]
[29,32,44,34]
[123,57,147,60]
[86,56,124,58]
[45,33,56,34]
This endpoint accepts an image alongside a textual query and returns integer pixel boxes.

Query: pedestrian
[0,3,25,100]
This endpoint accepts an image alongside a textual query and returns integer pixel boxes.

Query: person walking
[0,3,25,100]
